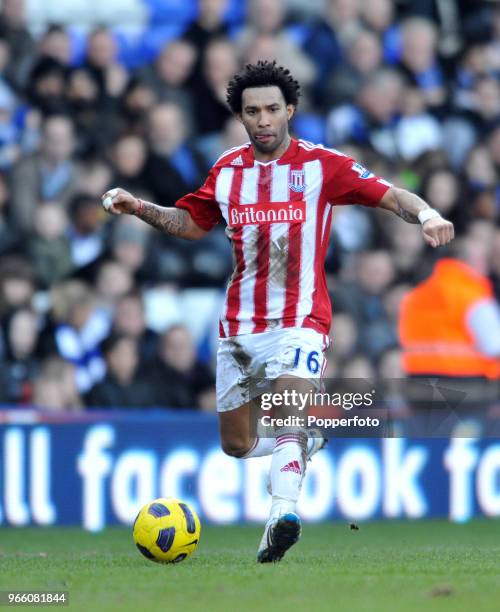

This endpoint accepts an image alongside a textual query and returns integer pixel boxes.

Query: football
[133,498,201,563]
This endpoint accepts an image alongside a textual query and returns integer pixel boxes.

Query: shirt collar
[241,137,299,166]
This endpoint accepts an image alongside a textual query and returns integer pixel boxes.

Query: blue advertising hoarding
[0,410,499,530]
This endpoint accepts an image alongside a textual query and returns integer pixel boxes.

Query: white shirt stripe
[216,167,234,225]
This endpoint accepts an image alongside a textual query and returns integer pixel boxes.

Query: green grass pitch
[0,520,499,612]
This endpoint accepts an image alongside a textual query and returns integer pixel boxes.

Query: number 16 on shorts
[292,348,322,375]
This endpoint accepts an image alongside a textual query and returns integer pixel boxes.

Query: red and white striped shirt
[176,138,390,337]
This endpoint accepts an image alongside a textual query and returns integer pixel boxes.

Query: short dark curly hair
[226,60,300,114]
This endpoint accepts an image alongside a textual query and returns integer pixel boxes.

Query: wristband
[418,208,440,225]
[134,198,145,217]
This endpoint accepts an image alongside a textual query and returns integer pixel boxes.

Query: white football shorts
[216,327,330,412]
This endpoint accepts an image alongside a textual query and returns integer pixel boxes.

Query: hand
[422,216,455,248]
[101,187,139,215]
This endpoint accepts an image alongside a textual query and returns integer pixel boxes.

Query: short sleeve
[175,169,222,231]
[325,156,391,207]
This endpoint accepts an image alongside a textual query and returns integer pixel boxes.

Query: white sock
[269,432,307,520]
[242,437,275,458]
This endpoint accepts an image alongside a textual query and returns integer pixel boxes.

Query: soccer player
[101,61,454,562]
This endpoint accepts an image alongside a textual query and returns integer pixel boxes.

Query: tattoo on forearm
[137,202,189,236]
[394,191,420,224]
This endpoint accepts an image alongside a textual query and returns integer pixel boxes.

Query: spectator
[66,67,117,156]
[10,115,77,232]
[184,0,230,57]
[334,250,397,359]
[193,38,236,135]
[397,17,446,110]
[38,24,72,66]
[360,0,399,63]
[490,226,500,302]
[15,24,73,90]
[26,57,68,116]
[26,202,73,288]
[0,172,19,255]
[487,124,500,171]
[109,215,154,281]
[112,290,159,362]
[382,218,426,283]
[94,259,134,315]
[327,311,359,377]
[0,82,21,169]
[38,280,108,393]
[109,134,148,195]
[147,325,215,410]
[0,307,40,403]
[464,144,497,192]
[85,333,156,408]
[67,193,107,271]
[338,355,376,380]
[74,156,112,198]
[324,29,384,108]
[0,0,35,90]
[395,86,444,160]
[197,115,248,167]
[119,79,158,138]
[400,237,500,381]
[84,27,128,100]
[142,102,206,205]
[237,0,316,91]
[420,167,466,233]
[0,255,35,318]
[139,39,197,113]
[327,68,404,158]
[301,0,346,102]
[32,356,82,410]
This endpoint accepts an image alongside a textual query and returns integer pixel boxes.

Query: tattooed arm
[378,186,455,248]
[101,188,207,240]
[379,186,428,223]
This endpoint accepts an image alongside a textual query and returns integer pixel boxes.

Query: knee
[221,439,251,458]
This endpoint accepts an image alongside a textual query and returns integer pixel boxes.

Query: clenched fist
[101,188,140,215]
[422,216,455,248]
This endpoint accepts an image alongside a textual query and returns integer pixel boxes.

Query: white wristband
[418,208,440,225]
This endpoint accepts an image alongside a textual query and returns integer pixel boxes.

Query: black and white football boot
[257,512,302,563]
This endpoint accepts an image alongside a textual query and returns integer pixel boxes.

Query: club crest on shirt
[289,169,306,192]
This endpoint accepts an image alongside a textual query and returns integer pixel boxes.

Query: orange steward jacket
[399,259,500,379]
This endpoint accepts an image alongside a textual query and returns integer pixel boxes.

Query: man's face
[42,117,75,162]
[239,86,294,155]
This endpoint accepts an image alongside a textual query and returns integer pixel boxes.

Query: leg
[269,375,314,515]
[218,398,276,458]
[218,401,253,458]
[257,375,315,563]
[217,335,276,459]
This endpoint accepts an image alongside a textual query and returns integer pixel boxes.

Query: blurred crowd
[0,0,499,411]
